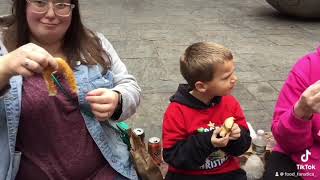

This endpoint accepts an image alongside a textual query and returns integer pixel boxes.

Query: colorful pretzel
[43,58,78,96]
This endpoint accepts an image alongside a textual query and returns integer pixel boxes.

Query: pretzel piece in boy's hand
[42,58,77,96]
[219,117,235,137]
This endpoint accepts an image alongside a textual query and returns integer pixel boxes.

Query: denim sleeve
[96,33,141,121]
[0,38,10,98]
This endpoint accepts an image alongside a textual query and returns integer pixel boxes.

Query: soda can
[133,128,145,143]
[148,137,162,165]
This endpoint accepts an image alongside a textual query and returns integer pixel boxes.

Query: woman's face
[26,0,73,44]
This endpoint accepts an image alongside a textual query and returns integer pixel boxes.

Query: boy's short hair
[180,42,233,89]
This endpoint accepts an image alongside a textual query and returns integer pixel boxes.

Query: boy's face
[201,60,237,97]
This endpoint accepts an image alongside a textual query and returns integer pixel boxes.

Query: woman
[0,0,141,179]
[264,47,320,180]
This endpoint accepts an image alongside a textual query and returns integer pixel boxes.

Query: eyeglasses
[26,0,75,17]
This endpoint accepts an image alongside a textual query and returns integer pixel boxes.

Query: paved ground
[1,0,320,140]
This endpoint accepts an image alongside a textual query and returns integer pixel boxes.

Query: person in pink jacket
[264,47,320,180]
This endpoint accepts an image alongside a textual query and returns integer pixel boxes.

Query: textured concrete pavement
[1,0,319,140]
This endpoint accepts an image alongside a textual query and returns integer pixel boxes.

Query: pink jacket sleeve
[272,57,314,154]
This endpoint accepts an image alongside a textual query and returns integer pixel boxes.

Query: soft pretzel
[219,117,235,137]
[43,58,78,96]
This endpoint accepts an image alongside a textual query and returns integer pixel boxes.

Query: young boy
[162,42,251,180]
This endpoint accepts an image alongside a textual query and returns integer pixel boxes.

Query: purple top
[15,74,118,180]
[272,47,320,179]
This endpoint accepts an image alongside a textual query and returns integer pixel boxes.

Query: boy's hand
[229,123,241,140]
[211,127,230,148]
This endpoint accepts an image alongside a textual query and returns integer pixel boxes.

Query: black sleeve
[163,131,218,169]
[220,126,251,156]
[110,103,122,120]
[110,91,123,120]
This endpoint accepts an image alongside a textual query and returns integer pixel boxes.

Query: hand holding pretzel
[0,43,58,79]
[211,117,241,147]
[228,123,241,140]
[211,127,230,148]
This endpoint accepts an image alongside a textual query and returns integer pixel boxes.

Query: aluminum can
[133,128,145,143]
[148,137,162,165]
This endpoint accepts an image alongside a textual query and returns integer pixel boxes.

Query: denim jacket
[0,33,141,180]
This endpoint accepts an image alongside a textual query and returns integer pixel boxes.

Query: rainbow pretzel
[43,58,78,96]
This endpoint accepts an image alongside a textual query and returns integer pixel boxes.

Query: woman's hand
[85,88,119,121]
[294,80,320,120]
[0,43,58,79]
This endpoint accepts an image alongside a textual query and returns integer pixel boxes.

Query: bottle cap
[257,129,265,135]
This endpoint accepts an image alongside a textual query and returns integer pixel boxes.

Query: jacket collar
[170,84,222,110]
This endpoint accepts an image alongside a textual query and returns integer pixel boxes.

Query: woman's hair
[1,0,111,72]
[180,42,233,89]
